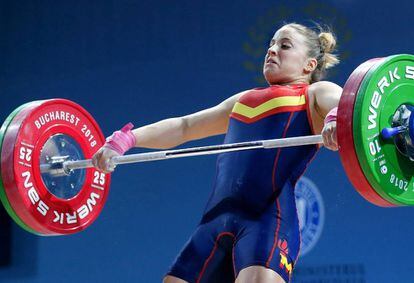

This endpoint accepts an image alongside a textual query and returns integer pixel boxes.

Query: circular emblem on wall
[294,176,325,257]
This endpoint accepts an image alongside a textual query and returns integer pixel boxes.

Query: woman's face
[263,26,314,85]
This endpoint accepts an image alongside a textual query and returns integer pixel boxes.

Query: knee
[236,266,286,283]
[163,275,188,283]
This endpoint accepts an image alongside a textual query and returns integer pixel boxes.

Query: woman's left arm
[309,81,343,151]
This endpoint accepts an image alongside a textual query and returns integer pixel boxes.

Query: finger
[322,127,332,148]
[328,124,338,150]
[97,154,108,171]
[322,128,328,145]
[107,164,116,173]
[322,131,331,149]
[326,126,334,148]
[323,127,337,151]
[329,132,338,151]
[91,149,102,168]
[102,168,112,174]
[331,128,338,150]
[104,159,116,173]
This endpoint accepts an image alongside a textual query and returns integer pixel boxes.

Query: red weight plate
[337,58,395,207]
[0,101,47,235]
[1,99,110,235]
[1,101,56,234]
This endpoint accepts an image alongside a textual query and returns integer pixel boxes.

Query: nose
[267,45,278,57]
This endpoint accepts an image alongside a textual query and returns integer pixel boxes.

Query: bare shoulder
[217,90,249,110]
[230,89,250,101]
[307,81,343,132]
[191,90,249,120]
[181,90,251,139]
[308,81,342,97]
[308,81,342,111]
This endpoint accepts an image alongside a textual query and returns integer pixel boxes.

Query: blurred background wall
[1,1,413,282]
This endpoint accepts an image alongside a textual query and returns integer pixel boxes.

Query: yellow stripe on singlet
[232,95,306,119]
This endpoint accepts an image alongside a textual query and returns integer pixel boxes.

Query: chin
[263,70,281,85]
[263,64,285,82]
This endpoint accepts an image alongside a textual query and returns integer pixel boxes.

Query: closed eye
[281,43,291,49]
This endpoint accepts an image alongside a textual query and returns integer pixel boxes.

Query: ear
[304,58,318,74]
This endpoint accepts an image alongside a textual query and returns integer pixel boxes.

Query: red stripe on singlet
[291,147,319,266]
[266,112,294,267]
[196,232,235,283]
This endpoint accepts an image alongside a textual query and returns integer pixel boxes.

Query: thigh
[235,266,286,283]
[232,209,300,282]
[163,275,189,283]
[165,218,236,283]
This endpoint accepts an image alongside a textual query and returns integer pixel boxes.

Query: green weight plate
[353,54,414,205]
[0,101,41,234]
[337,57,395,207]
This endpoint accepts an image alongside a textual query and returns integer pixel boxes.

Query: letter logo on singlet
[294,177,325,256]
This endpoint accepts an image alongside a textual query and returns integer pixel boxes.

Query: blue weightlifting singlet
[167,84,319,283]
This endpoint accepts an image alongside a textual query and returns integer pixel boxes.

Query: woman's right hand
[92,146,120,173]
[92,123,137,173]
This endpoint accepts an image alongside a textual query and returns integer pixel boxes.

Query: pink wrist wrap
[105,123,136,155]
[324,107,338,125]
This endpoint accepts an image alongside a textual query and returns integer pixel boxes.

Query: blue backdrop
[1,0,414,282]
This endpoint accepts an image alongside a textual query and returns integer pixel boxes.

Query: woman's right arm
[92,91,245,172]
[135,92,245,149]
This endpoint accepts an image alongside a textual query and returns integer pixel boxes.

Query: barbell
[1,54,414,236]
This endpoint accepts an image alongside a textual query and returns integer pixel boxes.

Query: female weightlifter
[92,23,342,283]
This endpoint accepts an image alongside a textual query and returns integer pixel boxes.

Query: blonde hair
[284,23,340,83]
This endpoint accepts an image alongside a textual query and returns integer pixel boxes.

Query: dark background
[1,0,413,282]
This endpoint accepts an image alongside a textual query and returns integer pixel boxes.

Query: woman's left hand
[321,121,338,151]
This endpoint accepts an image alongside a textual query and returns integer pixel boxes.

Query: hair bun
[319,32,336,53]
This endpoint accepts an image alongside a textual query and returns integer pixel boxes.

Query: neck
[269,76,310,86]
